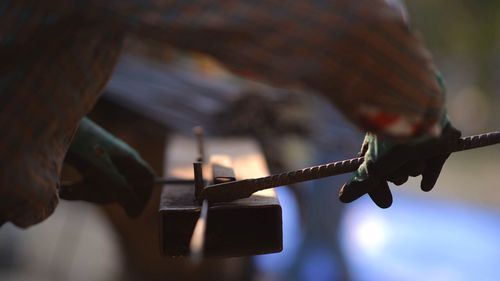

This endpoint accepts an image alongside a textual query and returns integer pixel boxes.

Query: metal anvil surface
[159,136,282,257]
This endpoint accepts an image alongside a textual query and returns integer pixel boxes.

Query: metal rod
[154,178,195,185]
[190,126,208,261]
[202,131,500,203]
[193,162,204,201]
[189,199,209,263]
[193,126,205,163]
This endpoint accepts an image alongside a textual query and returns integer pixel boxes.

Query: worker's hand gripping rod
[201,132,500,203]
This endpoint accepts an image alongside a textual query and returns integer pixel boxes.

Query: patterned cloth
[0,0,444,227]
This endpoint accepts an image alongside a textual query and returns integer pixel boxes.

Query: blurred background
[1,1,500,280]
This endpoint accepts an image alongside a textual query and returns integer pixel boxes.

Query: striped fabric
[0,6,123,226]
[0,0,444,227]
[90,0,444,138]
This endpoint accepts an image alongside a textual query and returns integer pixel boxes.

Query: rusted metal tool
[201,131,500,203]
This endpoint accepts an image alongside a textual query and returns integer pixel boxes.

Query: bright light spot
[354,216,388,256]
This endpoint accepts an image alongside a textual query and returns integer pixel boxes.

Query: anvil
[159,136,282,257]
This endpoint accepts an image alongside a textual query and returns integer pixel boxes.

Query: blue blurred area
[255,185,344,281]
[340,194,500,281]
[254,187,302,276]
[256,185,500,281]
[254,96,360,281]
[254,180,348,281]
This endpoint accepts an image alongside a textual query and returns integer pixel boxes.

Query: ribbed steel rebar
[453,131,500,152]
[202,131,500,203]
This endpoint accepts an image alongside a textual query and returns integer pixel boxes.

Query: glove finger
[59,184,81,200]
[387,159,426,186]
[387,173,408,186]
[110,154,154,217]
[110,153,155,183]
[442,123,462,140]
[358,140,369,157]
[59,182,117,204]
[368,181,393,209]
[425,124,462,154]
[419,123,459,192]
[407,160,426,177]
[368,124,460,180]
[421,153,450,192]
[59,182,93,201]
[366,147,407,179]
[339,178,377,203]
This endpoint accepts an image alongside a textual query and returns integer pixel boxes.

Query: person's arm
[0,0,452,229]
[87,0,458,207]
[0,5,124,227]
[89,0,445,141]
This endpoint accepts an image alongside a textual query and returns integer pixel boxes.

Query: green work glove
[339,119,461,208]
[60,118,155,217]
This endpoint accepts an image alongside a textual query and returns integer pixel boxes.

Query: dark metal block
[159,137,282,257]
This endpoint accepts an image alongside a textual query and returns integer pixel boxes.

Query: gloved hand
[60,118,155,217]
[338,121,461,208]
